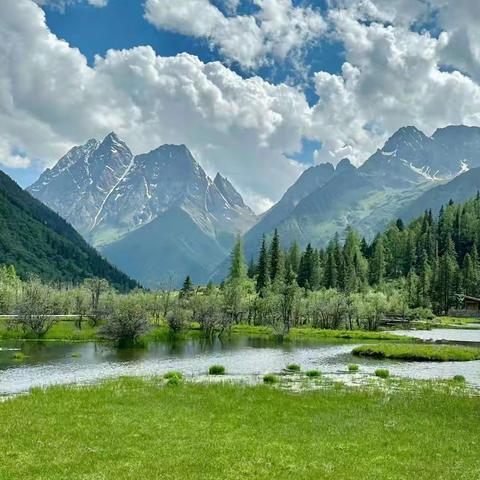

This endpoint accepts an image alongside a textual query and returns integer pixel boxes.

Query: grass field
[0,378,478,479]
[352,343,480,361]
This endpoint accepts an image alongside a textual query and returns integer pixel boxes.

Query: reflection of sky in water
[1,330,479,395]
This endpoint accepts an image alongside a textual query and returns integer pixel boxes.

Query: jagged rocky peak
[335,158,355,174]
[382,125,429,153]
[214,173,247,209]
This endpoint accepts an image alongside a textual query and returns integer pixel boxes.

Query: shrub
[348,364,359,372]
[209,365,225,375]
[263,374,278,384]
[453,375,466,382]
[14,278,56,337]
[164,371,183,381]
[166,308,191,334]
[286,363,301,372]
[375,369,390,379]
[100,297,150,345]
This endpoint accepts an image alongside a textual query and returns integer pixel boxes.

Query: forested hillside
[0,170,138,291]
[246,193,480,315]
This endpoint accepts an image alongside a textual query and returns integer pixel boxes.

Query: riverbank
[0,378,478,479]
[0,319,413,343]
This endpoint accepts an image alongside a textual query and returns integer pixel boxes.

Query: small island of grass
[352,343,480,362]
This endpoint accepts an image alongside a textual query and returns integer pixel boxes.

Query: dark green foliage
[375,369,390,379]
[347,364,359,372]
[0,170,138,291]
[208,365,225,375]
[263,374,278,384]
[256,235,270,293]
[286,363,301,372]
[305,370,321,377]
[248,193,480,315]
[180,275,193,298]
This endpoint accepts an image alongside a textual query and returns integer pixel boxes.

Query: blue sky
[2,0,480,210]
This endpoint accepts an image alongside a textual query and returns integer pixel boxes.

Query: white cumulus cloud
[144,0,326,69]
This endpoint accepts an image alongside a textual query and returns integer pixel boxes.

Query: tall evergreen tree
[256,235,270,293]
[297,243,314,289]
[269,229,285,285]
[369,235,386,285]
[228,235,247,281]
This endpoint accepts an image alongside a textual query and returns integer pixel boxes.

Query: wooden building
[448,295,480,317]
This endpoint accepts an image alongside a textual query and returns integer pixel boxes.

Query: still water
[1,330,479,395]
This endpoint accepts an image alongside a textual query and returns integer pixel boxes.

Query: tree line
[1,194,479,342]
[245,194,480,315]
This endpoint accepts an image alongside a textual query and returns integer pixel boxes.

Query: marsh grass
[375,369,390,378]
[353,343,480,362]
[0,378,479,480]
[263,374,278,384]
[209,365,225,375]
[286,363,301,372]
[163,370,183,380]
[348,364,359,372]
[305,370,321,377]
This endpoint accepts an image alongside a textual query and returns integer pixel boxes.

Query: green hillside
[0,170,139,291]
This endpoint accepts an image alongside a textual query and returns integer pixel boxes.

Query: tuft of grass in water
[375,369,390,379]
[286,363,301,372]
[164,371,183,380]
[0,378,479,479]
[352,343,480,362]
[453,375,466,382]
[11,351,26,361]
[305,370,321,377]
[208,365,225,375]
[263,374,278,384]
[71,352,81,358]
[348,364,359,372]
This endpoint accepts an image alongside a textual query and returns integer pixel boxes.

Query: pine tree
[417,249,432,307]
[297,243,314,289]
[247,257,257,279]
[369,235,386,285]
[180,275,193,298]
[287,241,301,274]
[229,235,247,281]
[256,235,270,293]
[435,236,458,314]
[269,229,285,285]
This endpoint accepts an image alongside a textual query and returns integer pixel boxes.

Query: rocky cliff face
[29,133,257,286]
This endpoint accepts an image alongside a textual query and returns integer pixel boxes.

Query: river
[1,329,479,395]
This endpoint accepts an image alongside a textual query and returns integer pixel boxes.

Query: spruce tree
[297,243,314,289]
[256,235,270,293]
[287,241,301,274]
[180,275,193,298]
[229,235,247,281]
[269,229,285,285]
[369,235,386,285]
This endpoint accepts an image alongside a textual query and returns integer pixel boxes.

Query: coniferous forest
[247,193,480,316]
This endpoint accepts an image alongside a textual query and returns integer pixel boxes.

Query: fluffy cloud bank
[2,0,480,211]
[144,0,326,69]
[0,0,309,210]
